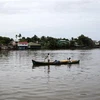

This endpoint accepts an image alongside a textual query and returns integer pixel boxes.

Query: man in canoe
[67,57,71,62]
[45,53,50,62]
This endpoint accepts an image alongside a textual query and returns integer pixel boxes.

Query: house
[94,41,100,48]
[94,41,100,46]
[18,42,28,50]
[57,39,69,48]
[57,40,68,45]
[28,42,41,49]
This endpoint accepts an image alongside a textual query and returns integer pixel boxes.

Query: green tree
[20,37,26,42]
[78,34,94,48]
[32,35,39,42]
[0,36,13,45]
[26,37,32,42]
[46,37,58,49]
[70,37,75,47]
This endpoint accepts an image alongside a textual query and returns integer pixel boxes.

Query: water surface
[0,49,100,100]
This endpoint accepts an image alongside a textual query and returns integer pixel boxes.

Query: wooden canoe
[32,59,80,66]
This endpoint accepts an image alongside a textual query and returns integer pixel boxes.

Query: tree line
[0,36,13,45]
[0,34,99,49]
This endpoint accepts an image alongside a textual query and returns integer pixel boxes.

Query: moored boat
[32,59,80,66]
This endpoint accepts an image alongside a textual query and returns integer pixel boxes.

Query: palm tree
[15,34,17,40]
[18,33,22,39]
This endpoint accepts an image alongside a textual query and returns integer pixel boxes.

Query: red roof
[18,42,28,44]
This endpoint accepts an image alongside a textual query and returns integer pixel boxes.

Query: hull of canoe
[32,60,80,66]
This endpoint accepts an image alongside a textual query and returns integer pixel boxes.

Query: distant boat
[32,59,80,66]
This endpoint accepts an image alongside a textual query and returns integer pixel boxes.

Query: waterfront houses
[18,42,28,50]
[28,42,41,49]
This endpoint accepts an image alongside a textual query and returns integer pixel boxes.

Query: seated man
[67,57,71,62]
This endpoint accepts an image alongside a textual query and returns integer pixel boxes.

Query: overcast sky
[0,0,100,40]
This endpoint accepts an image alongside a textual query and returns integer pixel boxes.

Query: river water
[0,49,100,100]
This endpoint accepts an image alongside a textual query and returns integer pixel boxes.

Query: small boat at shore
[32,59,80,66]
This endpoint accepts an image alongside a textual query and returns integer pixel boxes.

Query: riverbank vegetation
[0,34,100,50]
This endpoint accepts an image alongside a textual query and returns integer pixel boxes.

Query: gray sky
[0,0,100,40]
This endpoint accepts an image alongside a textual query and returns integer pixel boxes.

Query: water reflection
[32,63,76,75]
[67,64,72,68]
[47,65,50,74]
[0,50,10,57]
